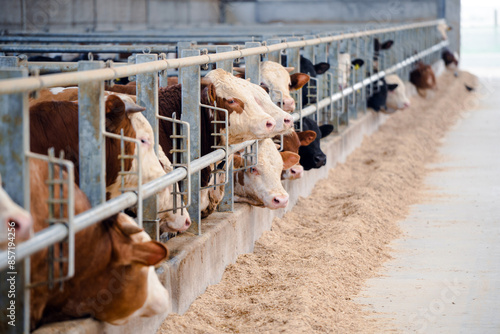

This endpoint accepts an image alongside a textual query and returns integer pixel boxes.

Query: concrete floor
[357,76,500,333]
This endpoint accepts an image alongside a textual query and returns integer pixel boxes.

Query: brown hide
[29,96,137,187]
[28,160,168,330]
[410,62,437,97]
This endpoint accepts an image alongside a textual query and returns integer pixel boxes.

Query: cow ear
[131,241,169,266]
[260,83,270,94]
[105,95,127,132]
[283,67,295,73]
[289,73,310,90]
[319,124,334,138]
[297,130,317,146]
[314,62,330,75]
[201,80,217,104]
[387,83,399,91]
[351,59,364,70]
[381,40,394,50]
[280,151,300,170]
[116,213,144,235]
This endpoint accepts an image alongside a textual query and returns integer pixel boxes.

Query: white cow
[385,74,411,112]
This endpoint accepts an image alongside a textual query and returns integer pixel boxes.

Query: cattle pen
[0,19,449,333]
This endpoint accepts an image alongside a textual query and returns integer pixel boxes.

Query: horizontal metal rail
[0,44,224,54]
[0,140,253,270]
[0,19,445,95]
[0,35,448,271]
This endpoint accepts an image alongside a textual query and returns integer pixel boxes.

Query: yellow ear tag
[354,64,360,70]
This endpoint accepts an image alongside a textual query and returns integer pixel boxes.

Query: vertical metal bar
[330,41,340,132]
[244,42,261,84]
[181,49,202,235]
[303,35,316,64]
[316,39,328,123]
[216,46,234,213]
[136,54,159,238]
[266,39,282,63]
[177,41,193,79]
[350,37,358,120]
[285,37,301,74]
[78,61,106,207]
[0,66,29,334]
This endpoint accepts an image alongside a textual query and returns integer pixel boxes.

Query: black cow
[296,118,334,170]
[367,78,398,113]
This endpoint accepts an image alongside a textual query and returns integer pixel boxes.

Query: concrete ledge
[34,110,388,334]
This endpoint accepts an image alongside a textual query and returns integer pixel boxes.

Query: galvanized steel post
[0,65,29,334]
[244,42,261,84]
[78,61,106,207]
[181,49,202,235]
[316,38,329,123]
[136,54,160,239]
[216,46,234,213]
[266,39,282,63]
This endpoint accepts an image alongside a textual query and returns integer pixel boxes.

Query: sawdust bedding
[158,70,478,333]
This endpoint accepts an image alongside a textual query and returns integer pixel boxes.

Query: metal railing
[0,19,448,333]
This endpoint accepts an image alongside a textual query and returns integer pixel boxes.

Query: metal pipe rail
[0,37,448,271]
[0,140,253,270]
[0,44,225,54]
[0,19,445,95]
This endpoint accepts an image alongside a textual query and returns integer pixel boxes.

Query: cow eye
[249,167,258,174]
[227,99,235,104]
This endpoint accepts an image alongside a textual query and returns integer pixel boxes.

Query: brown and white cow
[0,174,33,248]
[29,94,190,233]
[409,62,438,98]
[234,61,311,112]
[28,159,169,330]
[278,129,317,180]
[385,74,411,111]
[233,138,299,209]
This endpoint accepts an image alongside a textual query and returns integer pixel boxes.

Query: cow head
[0,174,32,248]
[299,56,330,106]
[234,139,298,209]
[385,74,410,111]
[338,53,365,89]
[278,130,316,180]
[373,39,394,72]
[367,78,399,113]
[204,69,293,143]
[104,94,191,233]
[297,118,334,170]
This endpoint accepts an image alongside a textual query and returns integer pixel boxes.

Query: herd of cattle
[0,30,460,330]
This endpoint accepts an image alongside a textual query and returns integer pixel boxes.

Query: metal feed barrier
[0,19,448,333]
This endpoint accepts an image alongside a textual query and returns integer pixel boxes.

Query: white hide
[385,74,411,111]
[260,61,296,112]
[205,69,292,143]
[234,138,289,209]
[338,53,352,89]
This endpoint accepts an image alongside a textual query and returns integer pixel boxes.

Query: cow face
[234,139,298,209]
[104,95,191,233]
[259,61,310,112]
[0,174,32,248]
[297,118,334,171]
[299,56,330,106]
[338,53,365,89]
[385,74,410,111]
[205,69,293,143]
[367,78,399,113]
[279,130,316,180]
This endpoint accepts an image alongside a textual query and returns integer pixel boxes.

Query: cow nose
[265,118,276,131]
[185,217,191,228]
[282,97,295,112]
[271,194,289,209]
[403,102,410,109]
[290,165,304,179]
[314,155,327,168]
[283,115,293,128]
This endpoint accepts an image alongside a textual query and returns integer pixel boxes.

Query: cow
[385,74,411,112]
[233,138,299,209]
[337,53,365,89]
[366,78,399,113]
[233,61,311,112]
[29,94,191,233]
[296,56,330,106]
[278,130,317,180]
[0,173,33,248]
[295,118,334,171]
[28,159,169,330]
[441,48,459,69]
[373,38,394,72]
[437,23,452,41]
[409,62,438,98]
